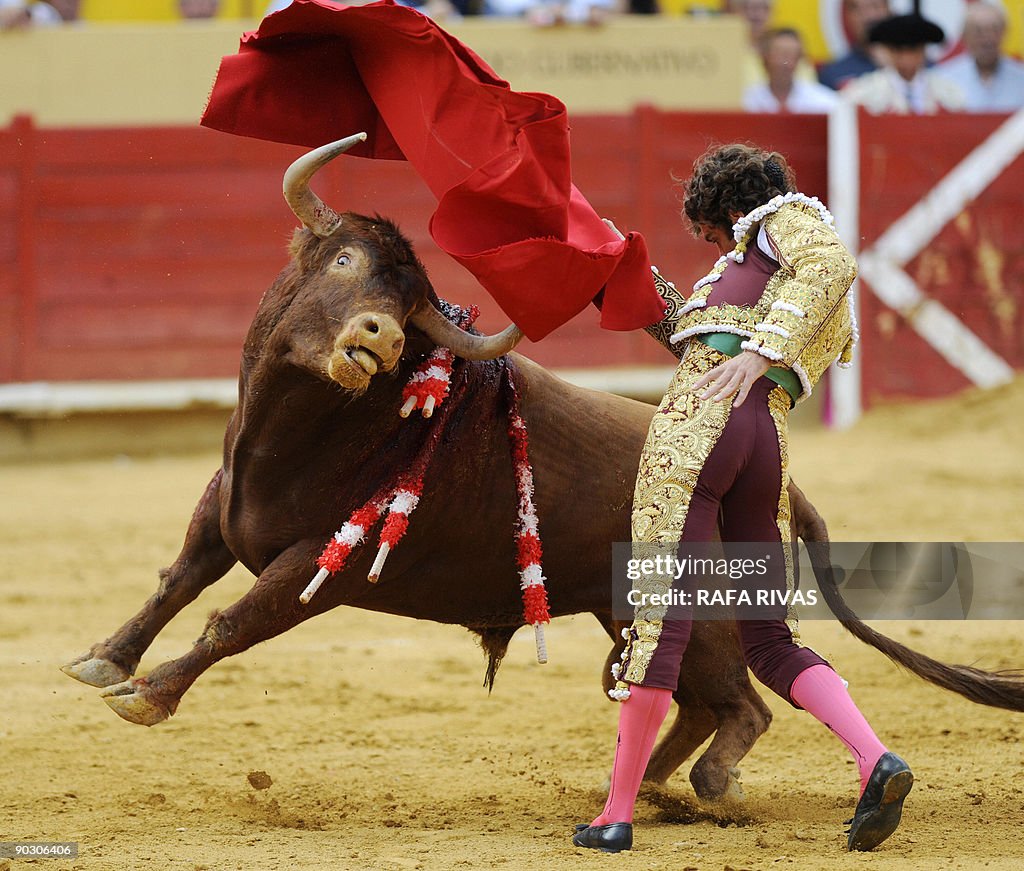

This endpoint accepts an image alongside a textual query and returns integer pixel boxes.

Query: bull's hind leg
[100,540,327,726]
[62,469,237,688]
[679,622,771,802]
[597,617,768,802]
[641,621,771,802]
[643,690,717,786]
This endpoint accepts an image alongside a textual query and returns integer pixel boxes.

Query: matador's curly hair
[680,143,797,237]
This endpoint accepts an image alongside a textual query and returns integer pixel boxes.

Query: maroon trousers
[636,376,827,704]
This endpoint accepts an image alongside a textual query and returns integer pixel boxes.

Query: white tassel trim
[732,192,834,243]
[692,255,728,291]
[520,564,545,586]
[692,273,721,292]
[336,523,366,547]
[793,362,813,400]
[388,489,420,515]
[680,297,707,314]
[847,288,860,347]
[608,687,632,701]
[771,300,806,317]
[670,323,754,344]
[754,322,791,339]
[740,340,785,362]
[610,662,621,679]
[519,513,539,534]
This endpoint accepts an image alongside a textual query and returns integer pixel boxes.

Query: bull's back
[509,353,658,612]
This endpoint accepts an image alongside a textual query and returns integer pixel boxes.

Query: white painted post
[827,102,863,430]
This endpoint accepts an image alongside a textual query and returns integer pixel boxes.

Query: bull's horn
[410,302,524,361]
[282,132,367,238]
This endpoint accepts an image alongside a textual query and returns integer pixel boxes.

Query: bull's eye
[336,254,352,267]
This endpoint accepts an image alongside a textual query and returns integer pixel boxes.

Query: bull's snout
[327,311,405,388]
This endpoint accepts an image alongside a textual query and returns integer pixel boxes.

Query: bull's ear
[288,227,317,269]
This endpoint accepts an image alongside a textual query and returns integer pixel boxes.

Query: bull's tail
[791,485,1024,713]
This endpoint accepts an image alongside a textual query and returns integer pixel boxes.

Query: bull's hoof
[99,680,172,727]
[61,653,130,688]
[720,767,746,802]
[690,761,746,804]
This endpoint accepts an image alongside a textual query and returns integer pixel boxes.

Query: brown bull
[63,136,1024,807]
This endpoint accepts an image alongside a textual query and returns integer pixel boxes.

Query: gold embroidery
[616,342,733,689]
[746,204,856,382]
[766,385,802,642]
[644,269,689,357]
[659,202,856,403]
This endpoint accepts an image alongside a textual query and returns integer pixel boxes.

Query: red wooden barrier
[856,113,1024,402]
[0,111,827,384]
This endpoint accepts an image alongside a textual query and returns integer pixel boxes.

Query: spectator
[842,4,963,114]
[818,0,890,91]
[726,0,817,90]
[482,0,613,26]
[0,0,77,28]
[937,1,1024,113]
[744,28,839,113]
[728,0,772,45]
[266,0,465,22]
[179,0,219,17]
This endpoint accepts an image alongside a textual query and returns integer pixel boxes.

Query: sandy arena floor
[3,378,1023,871]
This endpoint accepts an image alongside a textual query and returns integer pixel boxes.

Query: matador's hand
[691,350,772,407]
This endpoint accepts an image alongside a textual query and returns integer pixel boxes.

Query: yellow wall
[79,0,263,20]
[0,17,745,125]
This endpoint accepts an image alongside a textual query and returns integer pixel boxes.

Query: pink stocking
[591,684,673,826]
[789,664,888,794]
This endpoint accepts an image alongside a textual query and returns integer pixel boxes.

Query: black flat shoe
[847,752,913,851]
[572,822,633,853]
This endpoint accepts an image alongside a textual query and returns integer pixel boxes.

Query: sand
[2,378,1023,870]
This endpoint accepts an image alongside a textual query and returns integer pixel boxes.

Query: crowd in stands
[737,0,1024,115]
[3,0,1022,113]
[746,0,1024,115]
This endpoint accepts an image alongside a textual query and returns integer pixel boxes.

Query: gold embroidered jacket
[646,201,857,402]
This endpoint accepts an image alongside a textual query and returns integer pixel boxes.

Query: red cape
[200,0,665,341]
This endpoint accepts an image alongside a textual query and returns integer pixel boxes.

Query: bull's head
[281,133,524,391]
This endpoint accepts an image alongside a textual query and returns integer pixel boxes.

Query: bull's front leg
[99,539,328,726]
[61,469,238,688]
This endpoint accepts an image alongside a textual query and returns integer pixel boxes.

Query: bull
[62,135,1024,806]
